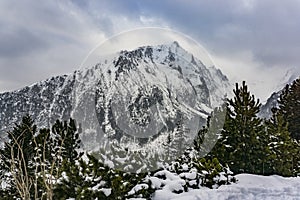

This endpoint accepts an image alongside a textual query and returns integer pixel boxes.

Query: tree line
[0,77,299,199]
[200,78,300,176]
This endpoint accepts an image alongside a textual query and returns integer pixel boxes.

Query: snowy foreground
[133,174,300,200]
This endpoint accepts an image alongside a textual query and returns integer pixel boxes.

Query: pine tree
[0,116,87,199]
[0,115,36,171]
[50,119,84,199]
[195,105,226,159]
[266,108,298,176]
[277,77,300,140]
[51,118,82,164]
[0,115,37,199]
[194,116,211,152]
[211,81,268,174]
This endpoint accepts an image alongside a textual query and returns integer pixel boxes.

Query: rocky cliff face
[0,74,75,133]
[0,42,230,157]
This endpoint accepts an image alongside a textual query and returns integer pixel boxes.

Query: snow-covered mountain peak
[116,41,193,64]
[0,42,231,172]
[275,67,298,91]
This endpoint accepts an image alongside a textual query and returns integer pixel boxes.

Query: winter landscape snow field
[150,174,300,200]
[0,28,299,199]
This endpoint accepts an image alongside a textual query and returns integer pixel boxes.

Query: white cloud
[79,28,217,74]
[211,51,291,102]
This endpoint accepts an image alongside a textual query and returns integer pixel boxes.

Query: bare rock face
[0,42,230,158]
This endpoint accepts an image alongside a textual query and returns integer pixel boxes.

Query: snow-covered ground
[152,174,300,200]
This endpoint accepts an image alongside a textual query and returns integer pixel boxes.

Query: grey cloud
[70,0,143,35]
[0,0,102,92]
[0,27,48,58]
[108,0,300,69]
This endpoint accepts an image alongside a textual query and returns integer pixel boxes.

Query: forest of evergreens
[0,78,299,199]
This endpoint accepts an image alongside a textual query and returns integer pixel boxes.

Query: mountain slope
[0,42,231,163]
[259,70,299,119]
[0,74,75,134]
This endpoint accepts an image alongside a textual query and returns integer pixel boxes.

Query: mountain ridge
[0,42,231,155]
[259,70,299,119]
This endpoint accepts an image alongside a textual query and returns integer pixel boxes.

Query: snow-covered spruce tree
[51,120,147,199]
[277,77,300,140]
[138,109,235,194]
[194,105,227,159]
[51,119,82,163]
[53,151,150,199]
[191,111,236,188]
[194,116,211,153]
[32,128,52,199]
[0,115,36,199]
[49,119,85,199]
[265,108,300,176]
[0,116,85,199]
[211,81,269,174]
[34,118,83,200]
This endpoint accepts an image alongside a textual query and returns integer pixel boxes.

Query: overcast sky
[0,0,299,101]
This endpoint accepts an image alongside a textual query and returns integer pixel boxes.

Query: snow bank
[152,174,300,200]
